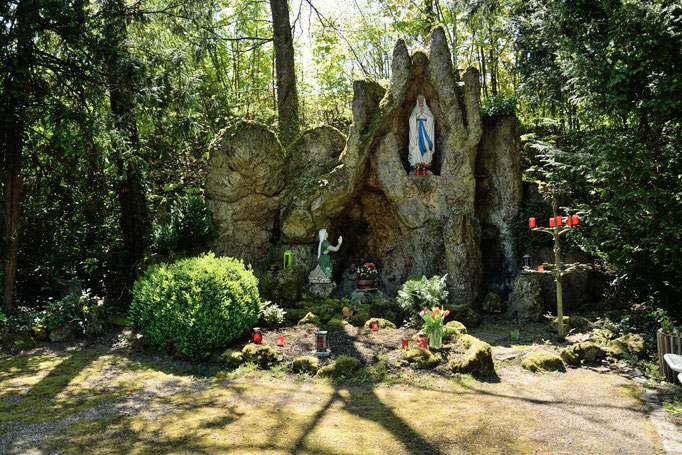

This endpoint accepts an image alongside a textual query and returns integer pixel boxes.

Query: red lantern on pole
[529,217,536,228]
[572,214,579,225]
[556,215,563,226]
[549,218,555,227]
[276,335,284,347]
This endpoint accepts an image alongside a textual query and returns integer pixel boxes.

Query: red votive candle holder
[529,217,536,228]
[252,328,262,344]
[572,214,579,225]
[556,215,563,226]
[567,216,573,226]
[276,335,284,347]
[538,265,544,272]
[371,321,378,331]
[402,338,409,350]
[549,218,555,227]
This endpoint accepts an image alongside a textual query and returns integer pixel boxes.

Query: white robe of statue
[408,95,435,168]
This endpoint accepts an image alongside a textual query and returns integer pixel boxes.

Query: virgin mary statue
[408,94,435,170]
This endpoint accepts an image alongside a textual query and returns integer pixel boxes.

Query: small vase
[355,280,375,289]
[428,331,443,349]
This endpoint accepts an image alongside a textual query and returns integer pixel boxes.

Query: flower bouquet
[419,306,449,349]
[415,162,427,176]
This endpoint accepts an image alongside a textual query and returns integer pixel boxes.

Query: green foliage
[396,275,448,322]
[130,253,260,360]
[481,95,517,117]
[259,300,286,328]
[150,192,217,255]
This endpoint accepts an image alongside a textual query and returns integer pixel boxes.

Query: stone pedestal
[304,282,336,300]
[350,288,383,306]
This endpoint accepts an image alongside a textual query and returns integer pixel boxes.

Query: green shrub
[150,191,217,254]
[396,275,448,323]
[130,253,260,360]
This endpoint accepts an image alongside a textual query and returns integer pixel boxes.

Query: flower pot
[428,331,443,349]
[657,328,682,382]
[355,280,375,289]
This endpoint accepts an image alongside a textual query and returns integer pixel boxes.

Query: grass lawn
[0,325,666,455]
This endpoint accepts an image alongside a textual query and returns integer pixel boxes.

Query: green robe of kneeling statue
[318,240,332,277]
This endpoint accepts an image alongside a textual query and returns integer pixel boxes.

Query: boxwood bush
[130,253,260,360]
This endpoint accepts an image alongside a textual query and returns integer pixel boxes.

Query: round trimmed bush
[130,253,260,360]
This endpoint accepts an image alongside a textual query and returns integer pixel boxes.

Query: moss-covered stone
[444,321,467,340]
[402,348,440,369]
[0,331,38,349]
[327,315,349,327]
[591,328,617,344]
[560,342,605,366]
[481,292,504,313]
[363,318,397,329]
[548,315,594,333]
[241,344,282,368]
[521,351,565,372]
[370,297,401,322]
[449,336,495,376]
[605,334,645,359]
[292,355,319,374]
[297,312,321,326]
[444,304,481,328]
[285,308,310,322]
[211,349,243,368]
[350,312,370,326]
[316,355,361,379]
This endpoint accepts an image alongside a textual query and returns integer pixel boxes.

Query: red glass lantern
[252,328,262,344]
[556,215,563,226]
[276,335,284,347]
[567,216,573,226]
[402,338,409,350]
[371,320,378,331]
[529,217,536,228]
[572,214,579,225]
[537,265,544,272]
[418,332,428,349]
[549,218,555,227]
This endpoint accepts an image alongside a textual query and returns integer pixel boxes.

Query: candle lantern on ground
[252,328,262,344]
[417,332,428,349]
[276,335,284,347]
[370,320,378,331]
[522,254,532,268]
[402,338,409,350]
[312,330,329,357]
[283,250,294,269]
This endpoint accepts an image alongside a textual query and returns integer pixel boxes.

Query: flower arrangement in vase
[419,306,449,349]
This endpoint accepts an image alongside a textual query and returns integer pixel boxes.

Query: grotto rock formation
[205,26,522,306]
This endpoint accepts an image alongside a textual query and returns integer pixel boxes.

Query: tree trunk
[423,0,436,38]
[104,0,149,264]
[270,0,299,146]
[2,0,36,311]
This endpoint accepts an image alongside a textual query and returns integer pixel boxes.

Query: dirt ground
[0,318,672,454]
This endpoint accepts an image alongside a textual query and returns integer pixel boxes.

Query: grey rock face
[507,274,544,322]
[205,121,286,264]
[476,115,522,296]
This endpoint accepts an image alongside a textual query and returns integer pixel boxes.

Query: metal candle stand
[312,330,330,357]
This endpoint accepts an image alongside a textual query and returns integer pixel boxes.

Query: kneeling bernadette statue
[308,228,343,284]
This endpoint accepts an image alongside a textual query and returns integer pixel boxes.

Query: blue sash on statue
[417,118,432,157]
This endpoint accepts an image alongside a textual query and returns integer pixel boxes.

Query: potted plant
[419,306,449,349]
[354,262,378,289]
